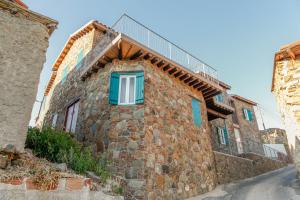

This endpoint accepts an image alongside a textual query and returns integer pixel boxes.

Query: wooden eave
[207,108,227,121]
[81,33,223,100]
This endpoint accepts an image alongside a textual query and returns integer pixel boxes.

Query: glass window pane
[120,77,127,103]
[129,77,135,103]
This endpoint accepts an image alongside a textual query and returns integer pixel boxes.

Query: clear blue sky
[25,0,300,128]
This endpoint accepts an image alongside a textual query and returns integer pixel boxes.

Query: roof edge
[0,0,58,35]
[230,94,257,106]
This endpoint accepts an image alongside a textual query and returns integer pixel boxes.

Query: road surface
[189,165,300,200]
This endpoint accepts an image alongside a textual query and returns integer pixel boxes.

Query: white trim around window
[118,75,136,105]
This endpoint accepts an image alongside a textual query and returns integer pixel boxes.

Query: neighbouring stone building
[0,0,57,152]
[37,15,287,199]
[208,84,264,156]
[261,128,292,163]
[272,42,300,148]
[272,41,300,175]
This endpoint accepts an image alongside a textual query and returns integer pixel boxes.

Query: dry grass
[0,150,63,190]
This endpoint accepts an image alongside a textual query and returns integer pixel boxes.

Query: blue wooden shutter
[247,109,253,121]
[61,65,68,84]
[109,72,120,105]
[76,49,84,69]
[192,98,202,128]
[135,72,144,104]
[223,128,229,145]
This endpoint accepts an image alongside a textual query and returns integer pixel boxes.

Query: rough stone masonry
[0,0,57,152]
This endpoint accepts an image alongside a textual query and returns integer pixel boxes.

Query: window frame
[243,108,252,121]
[64,100,80,133]
[118,75,136,105]
[217,127,226,145]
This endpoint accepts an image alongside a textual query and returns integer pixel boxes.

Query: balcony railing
[112,14,218,83]
[213,135,289,162]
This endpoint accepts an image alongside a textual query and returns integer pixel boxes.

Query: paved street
[189,165,300,200]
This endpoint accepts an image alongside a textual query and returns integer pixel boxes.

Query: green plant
[26,127,110,183]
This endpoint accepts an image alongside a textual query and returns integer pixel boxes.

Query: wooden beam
[130,50,143,60]
[184,77,194,83]
[174,71,183,78]
[157,61,165,67]
[163,64,171,71]
[207,108,227,119]
[168,67,177,74]
[179,74,189,81]
[144,53,152,60]
[202,87,213,94]
[193,82,203,88]
[205,91,220,99]
[151,57,159,64]
[189,79,199,86]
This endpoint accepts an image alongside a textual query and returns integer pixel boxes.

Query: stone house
[260,128,292,162]
[209,87,264,155]
[0,0,57,152]
[36,15,229,199]
[272,41,300,175]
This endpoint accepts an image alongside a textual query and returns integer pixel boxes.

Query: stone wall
[0,177,122,200]
[214,151,287,185]
[239,153,287,175]
[213,151,253,184]
[142,60,216,199]
[272,59,300,149]
[0,4,56,152]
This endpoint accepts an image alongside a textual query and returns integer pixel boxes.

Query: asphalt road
[189,165,300,200]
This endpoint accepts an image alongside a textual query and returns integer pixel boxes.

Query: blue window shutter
[76,49,84,69]
[192,98,202,128]
[135,72,144,104]
[109,72,120,105]
[247,109,253,121]
[61,65,68,84]
[223,128,229,145]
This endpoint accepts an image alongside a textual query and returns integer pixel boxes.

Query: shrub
[26,127,110,183]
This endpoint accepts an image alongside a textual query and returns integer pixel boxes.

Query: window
[243,108,253,121]
[191,98,202,128]
[51,113,58,128]
[76,49,84,69]
[109,71,144,105]
[215,94,223,103]
[65,101,79,133]
[119,75,136,105]
[217,127,228,145]
[61,65,68,84]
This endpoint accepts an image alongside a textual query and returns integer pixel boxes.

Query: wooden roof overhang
[206,98,234,114]
[81,33,224,100]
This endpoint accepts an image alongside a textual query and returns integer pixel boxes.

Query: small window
[215,94,223,103]
[61,65,68,84]
[51,113,58,128]
[191,98,202,128]
[217,127,228,145]
[119,75,136,105]
[76,49,84,69]
[65,101,80,133]
[243,108,253,121]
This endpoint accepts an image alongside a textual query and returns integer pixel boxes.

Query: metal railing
[112,14,218,83]
[213,136,289,162]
